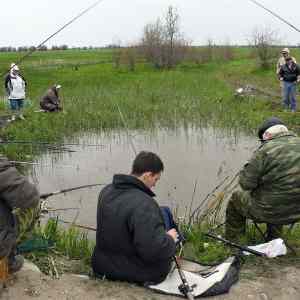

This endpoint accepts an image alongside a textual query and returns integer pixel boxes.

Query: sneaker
[19,114,25,120]
[8,255,24,273]
[11,115,16,121]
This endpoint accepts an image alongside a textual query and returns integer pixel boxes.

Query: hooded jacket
[92,174,176,284]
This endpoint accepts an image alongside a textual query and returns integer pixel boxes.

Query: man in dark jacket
[92,151,177,284]
[225,117,300,241]
[40,85,62,112]
[0,155,40,273]
[278,57,300,112]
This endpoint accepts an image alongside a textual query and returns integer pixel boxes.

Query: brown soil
[1,261,300,300]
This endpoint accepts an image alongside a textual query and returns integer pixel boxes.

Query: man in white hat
[276,48,296,74]
[4,63,27,121]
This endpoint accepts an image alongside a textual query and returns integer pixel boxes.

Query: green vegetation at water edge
[1,48,299,160]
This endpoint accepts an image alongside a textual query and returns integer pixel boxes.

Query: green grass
[2,47,298,160]
[2,48,300,272]
[24,218,95,276]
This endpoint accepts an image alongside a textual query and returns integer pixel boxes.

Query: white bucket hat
[281,48,290,54]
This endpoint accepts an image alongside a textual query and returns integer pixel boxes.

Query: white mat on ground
[243,238,287,258]
[148,257,235,298]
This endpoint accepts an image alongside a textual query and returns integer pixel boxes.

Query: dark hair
[131,151,164,176]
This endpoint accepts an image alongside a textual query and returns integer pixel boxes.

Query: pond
[30,126,257,232]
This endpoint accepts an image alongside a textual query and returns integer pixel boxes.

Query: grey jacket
[0,155,40,258]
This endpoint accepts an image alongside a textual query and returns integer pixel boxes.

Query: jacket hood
[112,174,155,197]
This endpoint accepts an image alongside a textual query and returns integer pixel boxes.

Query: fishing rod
[57,219,97,232]
[1,0,105,77]
[249,0,300,34]
[205,232,266,257]
[40,183,106,200]
[174,256,195,300]
[114,93,194,299]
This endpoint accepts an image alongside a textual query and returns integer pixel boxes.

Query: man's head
[10,63,19,75]
[281,48,290,58]
[131,151,164,189]
[258,117,287,141]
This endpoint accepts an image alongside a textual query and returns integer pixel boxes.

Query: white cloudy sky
[1,0,300,47]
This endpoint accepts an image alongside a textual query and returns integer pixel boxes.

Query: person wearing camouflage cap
[225,117,300,241]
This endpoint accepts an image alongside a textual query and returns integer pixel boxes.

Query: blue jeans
[9,99,24,111]
[160,206,185,243]
[283,81,297,111]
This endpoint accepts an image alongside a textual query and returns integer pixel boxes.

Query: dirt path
[1,261,300,300]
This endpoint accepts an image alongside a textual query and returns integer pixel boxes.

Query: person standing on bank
[276,48,296,75]
[4,63,27,121]
[92,151,178,284]
[278,56,300,112]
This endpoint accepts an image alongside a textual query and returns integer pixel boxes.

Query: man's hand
[167,228,178,242]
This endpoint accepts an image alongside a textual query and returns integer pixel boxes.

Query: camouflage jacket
[0,155,40,257]
[239,131,300,224]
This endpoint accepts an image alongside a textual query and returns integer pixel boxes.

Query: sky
[1,0,300,47]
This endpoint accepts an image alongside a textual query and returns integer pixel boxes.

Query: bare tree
[140,6,189,69]
[249,26,280,69]
[164,6,179,68]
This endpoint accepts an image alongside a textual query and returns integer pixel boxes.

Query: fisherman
[276,48,296,75]
[40,85,62,112]
[4,63,27,121]
[278,56,300,112]
[0,154,40,273]
[92,151,178,284]
[225,117,300,241]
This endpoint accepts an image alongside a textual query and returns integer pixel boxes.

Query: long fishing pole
[248,0,300,34]
[1,0,105,77]
[40,183,107,200]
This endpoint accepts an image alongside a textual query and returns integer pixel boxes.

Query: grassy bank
[2,48,300,273]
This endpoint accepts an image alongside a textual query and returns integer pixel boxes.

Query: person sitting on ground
[225,117,300,241]
[92,151,178,284]
[4,63,27,121]
[40,85,62,112]
[278,56,300,112]
[0,154,40,273]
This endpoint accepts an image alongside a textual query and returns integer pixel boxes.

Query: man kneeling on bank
[92,151,178,284]
[225,117,300,241]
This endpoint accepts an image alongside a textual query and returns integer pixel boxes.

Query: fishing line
[1,0,105,77]
[248,0,300,34]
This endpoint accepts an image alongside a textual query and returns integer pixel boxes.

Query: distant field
[0,47,298,159]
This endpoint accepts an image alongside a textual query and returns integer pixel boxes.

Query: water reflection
[30,126,257,231]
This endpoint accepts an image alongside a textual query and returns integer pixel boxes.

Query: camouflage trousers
[225,191,282,241]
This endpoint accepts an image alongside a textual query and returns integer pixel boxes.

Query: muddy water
[31,127,257,232]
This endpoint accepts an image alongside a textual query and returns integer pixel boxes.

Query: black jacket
[279,62,300,82]
[92,174,176,284]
